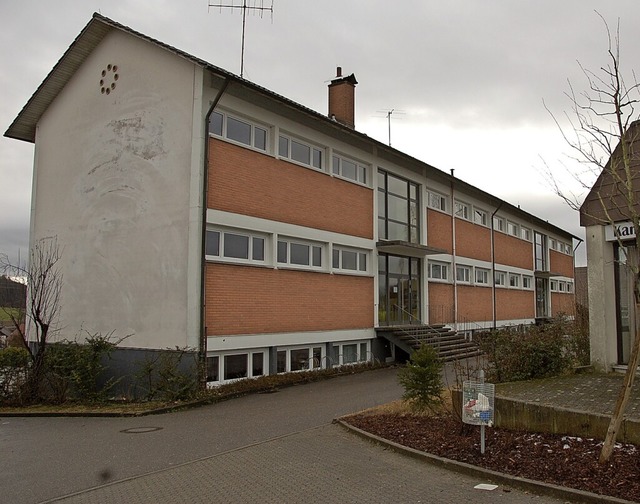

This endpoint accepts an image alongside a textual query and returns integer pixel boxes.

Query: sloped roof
[5,13,578,240]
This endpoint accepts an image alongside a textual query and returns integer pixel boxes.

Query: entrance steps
[377,325,482,362]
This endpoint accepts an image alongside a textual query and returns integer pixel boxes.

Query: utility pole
[208,0,273,78]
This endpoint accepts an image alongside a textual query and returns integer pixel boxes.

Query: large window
[206,229,265,263]
[277,239,323,269]
[210,111,267,151]
[332,154,367,185]
[428,191,447,212]
[277,346,324,373]
[378,170,419,243]
[279,134,323,170]
[535,231,548,271]
[333,247,367,272]
[207,351,265,384]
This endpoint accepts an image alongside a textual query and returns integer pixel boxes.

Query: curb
[335,419,636,504]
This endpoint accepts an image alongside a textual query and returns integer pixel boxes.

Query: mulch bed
[345,413,640,502]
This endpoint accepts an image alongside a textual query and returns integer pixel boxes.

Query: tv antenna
[208,0,274,78]
[375,109,405,147]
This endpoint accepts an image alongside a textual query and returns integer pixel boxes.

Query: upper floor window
[428,261,449,281]
[277,238,323,269]
[456,265,471,283]
[521,227,532,241]
[210,111,267,151]
[507,221,519,237]
[523,275,533,289]
[332,154,367,185]
[474,208,488,226]
[493,216,505,233]
[279,135,322,170]
[475,268,490,285]
[428,191,447,212]
[535,231,548,271]
[205,229,265,263]
[494,271,506,286]
[509,273,520,288]
[454,201,470,220]
[378,170,419,243]
[333,247,368,272]
[550,238,558,251]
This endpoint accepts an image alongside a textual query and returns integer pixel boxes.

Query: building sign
[605,222,637,242]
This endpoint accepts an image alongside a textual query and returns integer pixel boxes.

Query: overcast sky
[2,1,640,267]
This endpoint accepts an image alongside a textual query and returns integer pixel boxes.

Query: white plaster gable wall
[32,30,200,349]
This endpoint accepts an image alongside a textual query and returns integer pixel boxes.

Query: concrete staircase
[377,324,482,362]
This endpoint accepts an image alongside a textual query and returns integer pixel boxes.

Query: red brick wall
[494,233,534,270]
[428,283,454,324]
[205,263,373,335]
[549,250,574,278]
[457,286,493,322]
[496,289,535,320]
[552,293,576,316]
[427,209,453,253]
[455,219,491,262]
[208,139,373,238]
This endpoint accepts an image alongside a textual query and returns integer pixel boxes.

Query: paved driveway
[1,367,569,504]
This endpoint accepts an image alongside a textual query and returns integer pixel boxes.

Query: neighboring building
[580,120,640,371]
[5,14,577,385]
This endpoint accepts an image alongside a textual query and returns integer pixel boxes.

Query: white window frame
[494,270,507,287]
[550,279,558,292]
[566,281,574,293]
[475,268,490,285]
[277,345,325,373]
[330,340,370,366]
[209,110,268,152]
[507,221,519,237]
[277,237,324,270]
[454,201,470,220]
[427,191,448,212]
[456,264,471,283]
[509,273,520,288]
[428,261,449,281]
[279,133,323,170]
[522,275,533,290]
[473,208,488,226]
[205,229,267,265]
[332,246,368,273]
[521,227,532,241]
[558,281,566,293]
[332,153,368,185]
[550,238,558,251]
[493,216,505,233]
[206,349,267,385]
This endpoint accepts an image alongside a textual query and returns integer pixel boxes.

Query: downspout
[199,78,230,390]
[491,202,503,330]
[450,169,457,330]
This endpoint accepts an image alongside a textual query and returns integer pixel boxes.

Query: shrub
[134,347,199,402]
[0,347,30,405]
[477,316,584,383]
[43,332,121,403]
[398,344,444,412]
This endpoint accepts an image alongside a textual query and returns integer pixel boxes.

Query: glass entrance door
[378,254,420,325]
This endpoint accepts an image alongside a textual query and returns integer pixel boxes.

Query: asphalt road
[1,367,571,504]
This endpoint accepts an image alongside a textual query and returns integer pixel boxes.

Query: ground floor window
[330,340,370,366]
[277,346,324,373]
[207,350,265,384]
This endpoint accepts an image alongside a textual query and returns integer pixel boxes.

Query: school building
[5,13,577,384]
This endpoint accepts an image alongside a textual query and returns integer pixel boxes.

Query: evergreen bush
[398,343,444,412]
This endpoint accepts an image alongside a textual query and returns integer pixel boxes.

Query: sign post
[462,370,495,454]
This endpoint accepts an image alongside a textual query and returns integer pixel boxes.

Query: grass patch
[347,388,454,419]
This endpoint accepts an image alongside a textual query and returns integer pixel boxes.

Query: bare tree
[545,15,640,464]
[0,236,63,400]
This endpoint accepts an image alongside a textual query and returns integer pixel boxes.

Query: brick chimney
[328,66,358,129]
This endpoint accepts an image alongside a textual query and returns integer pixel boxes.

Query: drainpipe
[491,202,503,330]
[199,78,230,390]
[450,169,457,330]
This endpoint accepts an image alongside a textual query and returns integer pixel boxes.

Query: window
[279,134,322,169]
[428,261,448,281]
[456,265,471,283]
[494,271,506,286]
[330,341,370,366]
[521,227,532,241]
[332,154,368,184]
[209,111,267,151]
[507,221,519,237]
[206,356,219,382]
[475,268,490,285]
[493,216,505,232]
[333,247,368,272]
[454,201,470,220]
[277,239,322,269]
[206,229,265,263]
[566,281,574,293]
[428,191,447,212]
[277,346,325,373]
[558,282,566,293]
[550,279,558,292]
[523,275,533,289]
[535,232,548,271]
[565,243,573,255]
[474,208,488,226]
[509,273,520,288]
[378,170,419,243]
